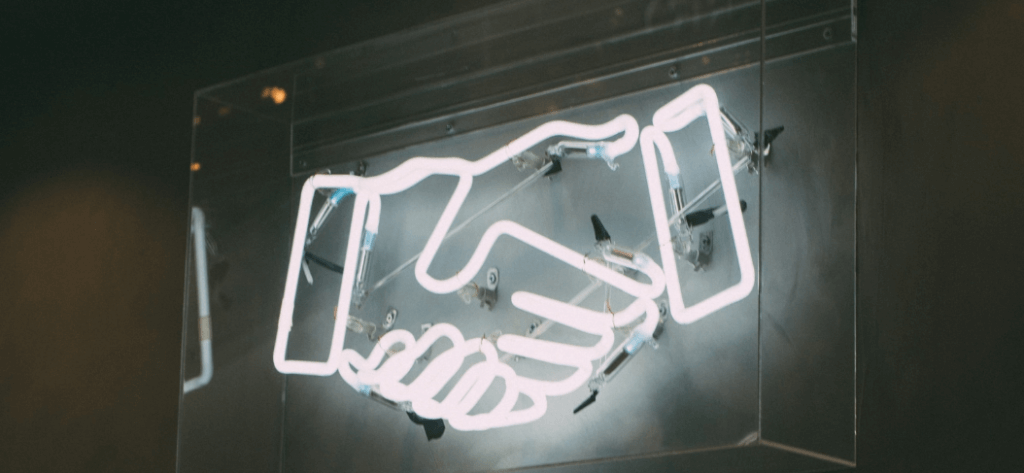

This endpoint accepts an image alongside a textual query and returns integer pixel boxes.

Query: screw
[445,122,455,135]
[382,308,398,330]
[823,26,833,41]
[486,268,499,289]
[668,67,679,79]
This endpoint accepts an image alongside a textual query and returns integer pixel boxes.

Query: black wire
[304,251,344,275]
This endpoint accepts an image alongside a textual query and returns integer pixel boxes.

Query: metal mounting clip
[457,268,499,310]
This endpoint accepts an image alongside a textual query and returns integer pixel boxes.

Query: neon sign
[274,84,755,432]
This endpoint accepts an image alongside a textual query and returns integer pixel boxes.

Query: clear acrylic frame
[180,1,857,471]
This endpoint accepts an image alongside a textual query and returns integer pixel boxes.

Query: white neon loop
[640,84,756,324]
[418,219,665,299]
[276,115,639,378]
[275,84,756,432]
[335,294,660,431]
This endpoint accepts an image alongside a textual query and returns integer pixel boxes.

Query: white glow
[639,84,756,324]
[417,219,665,299]
[183,207,213,394]
[335,293,661,431]
[274,84,756,431]
[275,115,640,378]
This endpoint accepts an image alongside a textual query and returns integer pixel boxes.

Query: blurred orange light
[261,86,287,104]
[191,163,201,172]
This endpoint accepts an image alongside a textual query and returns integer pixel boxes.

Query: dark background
[1,0,1021,471]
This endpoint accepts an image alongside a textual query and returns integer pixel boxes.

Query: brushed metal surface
[180,3,856,471]
[280,69,762,473]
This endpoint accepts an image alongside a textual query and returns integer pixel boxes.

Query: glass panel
[177,97,291,472]
[180,0,856,471]
[759,0,857,463]
[280,69,762,473]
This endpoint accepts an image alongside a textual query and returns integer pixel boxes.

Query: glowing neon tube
[275,115,639,377]
[498,280,603,364]
[640,84,756,324]
[416,219,665,300]
[370,161,554,294]
[339,324,532,431]
[335,292,661,431]
[275,85,756,431]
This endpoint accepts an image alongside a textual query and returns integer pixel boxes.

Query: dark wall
[855,0,1024,470]
[0,0,1021,471]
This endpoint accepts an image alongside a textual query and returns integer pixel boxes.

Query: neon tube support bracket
[457,268,499,310]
